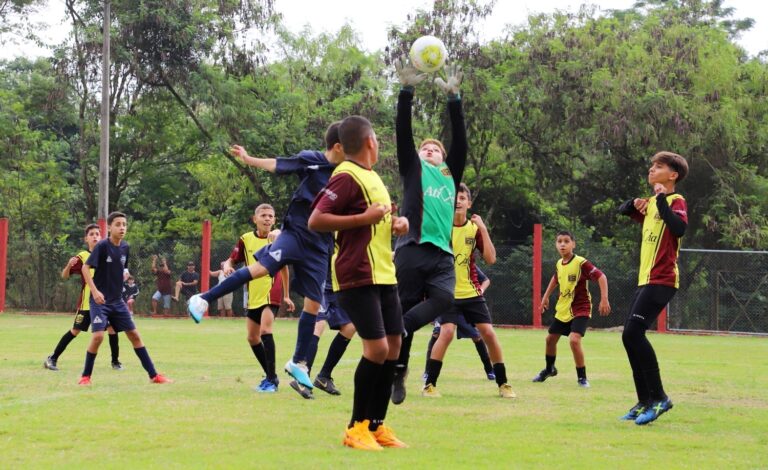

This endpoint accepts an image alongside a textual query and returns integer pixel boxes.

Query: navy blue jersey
[86,239,130,303]
[275,150,335,251]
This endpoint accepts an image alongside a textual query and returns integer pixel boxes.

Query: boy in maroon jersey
[618,151,688,425]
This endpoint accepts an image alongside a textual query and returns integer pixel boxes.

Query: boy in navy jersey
[188,123,345,398]
[533,231,610,387]
[79,212,171,385]
[618,151,688,425]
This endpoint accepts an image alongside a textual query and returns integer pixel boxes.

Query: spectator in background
[122,276,140,315]
[209,262,234,317]
[151,255,172,316]
[174,262,200,309]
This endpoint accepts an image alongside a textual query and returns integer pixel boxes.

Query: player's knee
[440,323,456,337]
[569,335,582,348]
[622,322,645,345]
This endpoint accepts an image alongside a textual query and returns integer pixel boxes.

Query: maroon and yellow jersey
[70,250,93,311]
[313,160,396,290]
[553,255,603,321]
[230,231,273,309]
[452,220,485,299]
[636,194,687,288]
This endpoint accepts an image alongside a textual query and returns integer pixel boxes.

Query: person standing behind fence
[209,262,234,317]
[122,276,139,315]
[150,255,172,315]
[617,151,688,425]
[44,224,123,371]
[78,211,172,385]
[533,230,610,388]
[174,261,200,311]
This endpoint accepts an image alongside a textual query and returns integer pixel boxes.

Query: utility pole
[98,0,111,232]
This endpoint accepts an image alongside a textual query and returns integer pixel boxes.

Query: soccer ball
[409,35,448,73]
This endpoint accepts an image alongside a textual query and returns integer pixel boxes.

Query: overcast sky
[2,0,766,59]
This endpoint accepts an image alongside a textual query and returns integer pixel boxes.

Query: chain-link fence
[5,228,766,334]
[669,249,768,335]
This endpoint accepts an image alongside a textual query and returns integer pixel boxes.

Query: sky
[2,0,766,59]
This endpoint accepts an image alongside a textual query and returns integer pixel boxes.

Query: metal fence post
[0,218,8,313]
[201,220,211,318]
[532,223,542,328]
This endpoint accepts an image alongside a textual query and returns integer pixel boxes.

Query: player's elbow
[483,253,496,265]
[307,211,329,232]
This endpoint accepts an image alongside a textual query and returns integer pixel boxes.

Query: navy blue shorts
[254,230,329,303]
[435,313,481,340]
[317,291,351,330]
[89,300,135,333]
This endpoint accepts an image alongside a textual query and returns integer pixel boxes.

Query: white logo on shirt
[321,187,338,200]
[308,165,319,170]
[106,256,112,263]
[270,249,282,262]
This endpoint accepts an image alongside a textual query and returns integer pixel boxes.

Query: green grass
[1,313,767,469]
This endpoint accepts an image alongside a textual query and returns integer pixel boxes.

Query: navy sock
[292,311,316,363]
[251,342,268,376]
[134,346,158,378]
[52,331,77,360]
[82,351,97,377]
[108,333,119,363]
[261,333,277,380]
[474,339,493,374]
[577,366,587,380]
[305,334,321,373]
[493,362,508,386]
[202,267,252,303]
[319,333,351,379]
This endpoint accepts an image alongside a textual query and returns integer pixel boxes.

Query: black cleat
[289,379,315,399]
[112,361,124,370]
[391,366,408,405]
[44,356,58,371]
[532,367,558,382]
[313,376,341,395]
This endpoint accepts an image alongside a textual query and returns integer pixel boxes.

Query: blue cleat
[620,402,647,421]
[578,378,590,388]
[255,377,278,393]
[486,371,496,381]
[532,367,558,382]
[187,294,207,323]
[635,398,673,425]
[285,360,313,389]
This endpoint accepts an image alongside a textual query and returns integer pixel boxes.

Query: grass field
[1,313,767,469]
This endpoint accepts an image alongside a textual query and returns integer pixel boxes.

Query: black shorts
[394,244,455,306]
[441,297,492,326]
[246,305,272,324]
[548,317,589,337]
[72,310,92,331]
[337,285,403,340]
[626,284,677,329]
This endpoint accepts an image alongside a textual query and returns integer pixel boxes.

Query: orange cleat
[78,376,92,386]
[372,424,408,448]
[151,373,174,384]
[343,420,383,451]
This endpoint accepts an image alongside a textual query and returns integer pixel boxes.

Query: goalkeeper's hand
[434,64,463,96]
[395,56,428,87]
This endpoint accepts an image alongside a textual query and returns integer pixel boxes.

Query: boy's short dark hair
[458,182,472,201]
[325,121,342,150]
[84,223,100,236]
[187,261,195,267]
[652,151,688,184]
[556,230,575,241]
[107,211,127,225]
[339,115,373,156]
[254,203,274,214]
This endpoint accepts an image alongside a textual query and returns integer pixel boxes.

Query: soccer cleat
[151,373,174,384]
[78,375,92,385]
[532,367,558,382]
[284,360,313,389]
[391,367,408,405]
[44,356,59,371]
[620,402,647,421]
[421,383,441,398]
[112,361,124,371]
[187,294,208,323]
[289,380,314,399]
[486,371,496,381]
[255,377,278,393]
[499,383,517,398]
[635,398,673,425]
[314,376,341,395]
[578,377,590,388]
[343,420,383,451]
[372,424,408,448]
